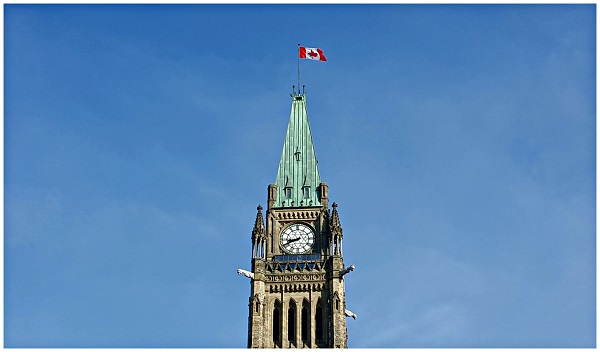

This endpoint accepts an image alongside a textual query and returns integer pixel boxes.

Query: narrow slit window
[301,306,308,341]
[315,306,323,341]
[303,186,310,198]
[285,187,292,199]
[288,306,296,342]
[273,306,280,342]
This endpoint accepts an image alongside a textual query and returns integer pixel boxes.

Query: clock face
[280,224,315,254]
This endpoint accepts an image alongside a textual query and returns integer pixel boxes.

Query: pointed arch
[301,298,310,342]
[333,291,341,312]
[288,299,297,344]
[252,294,261,315]
[315,298,324,342]
[273,299,282,344]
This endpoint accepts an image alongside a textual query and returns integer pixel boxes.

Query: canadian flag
[299,46,327,61]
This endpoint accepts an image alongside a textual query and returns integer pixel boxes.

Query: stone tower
[241,89,354,348]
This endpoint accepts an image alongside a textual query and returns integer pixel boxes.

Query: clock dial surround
[280,223,315,254]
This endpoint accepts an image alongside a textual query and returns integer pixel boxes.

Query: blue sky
[4,4,596,348]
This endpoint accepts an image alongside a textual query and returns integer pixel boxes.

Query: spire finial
[330,202,342,236]
[253,205,266,239]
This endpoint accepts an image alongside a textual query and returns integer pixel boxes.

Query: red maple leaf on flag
[299,46,327,61]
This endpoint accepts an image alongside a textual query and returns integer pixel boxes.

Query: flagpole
[297,44,301,95]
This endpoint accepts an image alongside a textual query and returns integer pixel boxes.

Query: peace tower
[238,88,355,348]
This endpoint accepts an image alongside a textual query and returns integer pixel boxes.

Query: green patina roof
[274,93,322,208]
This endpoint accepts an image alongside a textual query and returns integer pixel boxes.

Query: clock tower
[239,88,355,348]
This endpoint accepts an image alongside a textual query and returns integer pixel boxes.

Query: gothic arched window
[301,306,308,341]
[288,300,296,343]
[315,305,323,341]
[273,300,281,343]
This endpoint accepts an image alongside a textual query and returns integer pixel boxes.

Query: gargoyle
[236,268,254,279]
[340,264,355,277]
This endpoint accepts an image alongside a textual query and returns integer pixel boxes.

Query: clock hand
[286,237,301,244]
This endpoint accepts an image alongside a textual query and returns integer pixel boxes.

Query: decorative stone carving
[266,273,326,282]
[275,210,319,220]
[268,282,325,293]
[237,268,254,279]
[344,309,357,320]
[340,264,355,277]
